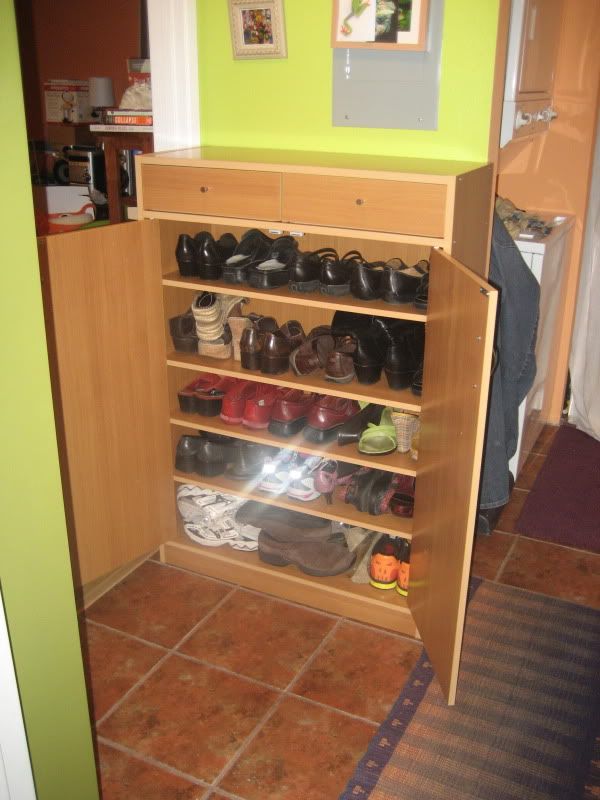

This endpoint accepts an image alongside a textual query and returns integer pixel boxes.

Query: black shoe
[337,403,383,445]
[169,309,198,353]
[197,232,238,280]
[380,258,428,304]
[384,324,425,390]
[247,236,299,289]
[413,270,430,309]
[320,250,365,296]
[349,261,385,300]
[289,248,336,293]
[175,434,203,473]
[175,234,199,277]
[223,229,273,284]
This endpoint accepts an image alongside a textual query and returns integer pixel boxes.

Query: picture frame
[331,0,429,51]
[228,0,287,60]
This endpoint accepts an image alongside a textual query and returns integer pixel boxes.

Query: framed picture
[228,0,287,60]
[331,0,429,51]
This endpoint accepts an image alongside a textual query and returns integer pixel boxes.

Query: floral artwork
[241,9,274,45]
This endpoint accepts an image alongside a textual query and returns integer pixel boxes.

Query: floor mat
[340,580,600,800]
[516,425,600,552]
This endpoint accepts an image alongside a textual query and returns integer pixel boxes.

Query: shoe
[285,456,324,502]
[389,492,414,518]
[352,329,388,385]
[303,396,361,443]
[289,247,337,293]
[289,328,334,376]
[220,380,256,424]
[411,364,423,396]
[325,336,356,383]
[268,389,318,437]
[349,261,385,300]
[337,403,382,446]
[177,374,237,416]
[413,270,429,309]
[169,309,199,353]
[192,293,243,342]
[396,538,411,596]
[227,314,253,361]
[384,324,425,390]
[320,250,365,296]
[194,438,233,477]
[366,471,400,515]
[358,407,397,455]
[175,434,203,473]
[223,229,273,284]
[313,459,362,504]
[279,320,306,351]
[257,450,299,493]
[239,316,279,371]
[236,501,331,541]
[258,530,355,576]
[261,330,292,375]
[380,258,428,305]
[175,233,198,277]
[196,232,238,280]
[369,535,401,589]
[242,384,281,429]
[246,236,299,289]
[227,442,277,480]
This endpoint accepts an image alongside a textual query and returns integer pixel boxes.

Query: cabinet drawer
[141,165,281,219]
[282,174,447,237]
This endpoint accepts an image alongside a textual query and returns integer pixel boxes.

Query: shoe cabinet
[39,147,497,704]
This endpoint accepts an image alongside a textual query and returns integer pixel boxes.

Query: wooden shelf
[170,409,418,477]
[162,272,428,323]
[172,470,413,539]
[166,353,422,412]
[162,529,418,636]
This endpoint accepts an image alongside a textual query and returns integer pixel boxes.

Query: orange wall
[15,0,141,140]
[497,0,600,420]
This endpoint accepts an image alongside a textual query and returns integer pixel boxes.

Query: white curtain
[569,108,600,441]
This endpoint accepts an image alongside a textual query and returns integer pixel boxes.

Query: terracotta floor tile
[499,537,600,609]
[531,423,560,455]
[81,623,164,720]
[495,488,529,534]
[97,743,203,799]
[291,622,421,722]
[179,590,335,688]
[86,561,231,647]
[515,452,546,490]
[98,653,277,782]
[219,695,375,800]
[471,532,516,580]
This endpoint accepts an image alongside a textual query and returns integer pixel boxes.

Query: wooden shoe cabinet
[39,147,497,704]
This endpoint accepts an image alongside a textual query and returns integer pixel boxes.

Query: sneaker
[368,534,401,590]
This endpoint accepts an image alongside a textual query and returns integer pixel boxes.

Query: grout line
[83,619,170,651]
[173,649,286,695]
[517,533,600,557]
[284,617,343,694]
[493,534,520,583]
[97,737,210,788]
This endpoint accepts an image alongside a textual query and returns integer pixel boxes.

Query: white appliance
[510,214,574,476]
[500,0,562,147]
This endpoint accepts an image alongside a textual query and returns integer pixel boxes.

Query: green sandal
[358,407,397,455]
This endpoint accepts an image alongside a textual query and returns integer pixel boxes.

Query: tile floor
[81,424,600,799]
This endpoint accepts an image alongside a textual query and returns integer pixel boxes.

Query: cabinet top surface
[139,146,489,179]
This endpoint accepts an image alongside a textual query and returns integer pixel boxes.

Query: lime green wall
[198,0,500,161]
[0,2,99,798]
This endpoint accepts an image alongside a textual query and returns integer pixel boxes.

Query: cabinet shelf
[170,409,418,477]
[162,530,417,636]
[166,353,422,412]
[162,272,428,322]
[173,470,413,539]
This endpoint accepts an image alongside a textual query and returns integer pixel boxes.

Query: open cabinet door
[409,249,497,705]
[38,221,176,587]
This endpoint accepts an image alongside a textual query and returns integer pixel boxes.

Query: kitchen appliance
[64,145,106,194]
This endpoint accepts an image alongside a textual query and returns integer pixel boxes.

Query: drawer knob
[200,186,209,193]
[355,198,364,206]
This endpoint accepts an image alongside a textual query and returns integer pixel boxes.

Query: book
[103,109,153,126]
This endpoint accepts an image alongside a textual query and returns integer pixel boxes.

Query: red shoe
[242,384,281,429]
[303,396,361,443]
[177,374,237,416]
[220,380,256,424]
[267,389,319,437]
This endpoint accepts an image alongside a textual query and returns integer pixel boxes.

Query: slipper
[358,407,397,455]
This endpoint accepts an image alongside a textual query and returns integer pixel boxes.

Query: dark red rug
[516,425,600,552]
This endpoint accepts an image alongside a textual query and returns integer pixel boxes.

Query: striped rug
[341,580,600,800]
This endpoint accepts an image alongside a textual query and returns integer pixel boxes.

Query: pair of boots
[236,502,356,577]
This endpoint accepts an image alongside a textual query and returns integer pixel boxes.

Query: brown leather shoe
[325,336,356,383]
[239,327,264,371]
[290,328,334,376]
[279,320,306,350]
[303,396,361,442]
[261,330,292,374]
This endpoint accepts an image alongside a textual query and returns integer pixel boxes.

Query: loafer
[268,389,319,437]
[414,270,429,309]
[320,250,365,296]
[175,434,203,473]
[169,309,198,353]
[227,443,277,480]
[247,236,299,289]
[175,233,198,277]
[196,231,238,280]
[220,380,256,424]
[325,336,356,383]
[380,258,428,305]
[289,247,337,293]
[239,316,279,371]
[194,439,233,477]
[303,396,361,443]
[349,261,385,300]
[177,374,237,416]
[261,330,292,375]
[242,384,281,429]
[384,324,425,390]
[223,229,273,284]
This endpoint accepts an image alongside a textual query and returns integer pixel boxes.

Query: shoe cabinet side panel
[39,221,177,586]
[409,249,497,705]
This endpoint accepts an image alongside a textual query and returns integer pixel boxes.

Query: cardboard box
[44,80,92,124]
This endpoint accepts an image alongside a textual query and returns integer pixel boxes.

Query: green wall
[0,2,99,798]
[198,0,500,161]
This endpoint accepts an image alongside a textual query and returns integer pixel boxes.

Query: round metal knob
[200,186,209,193]
[355,198,364,206]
